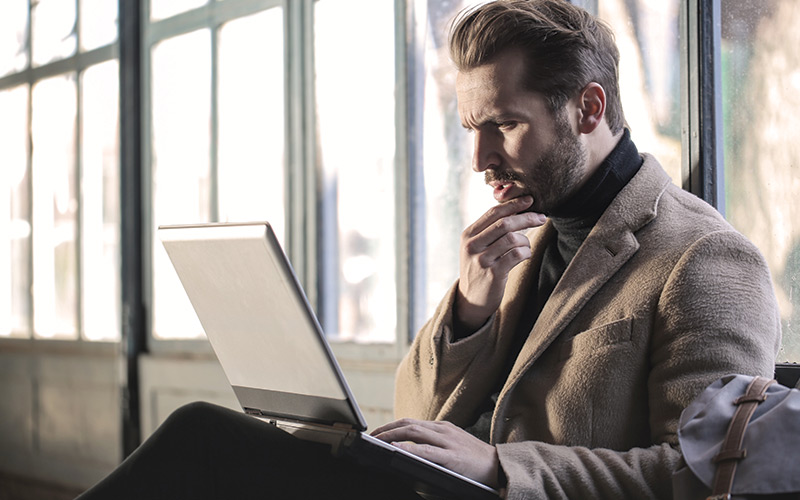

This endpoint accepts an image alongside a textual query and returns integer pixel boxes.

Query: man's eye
[499,122,517,131]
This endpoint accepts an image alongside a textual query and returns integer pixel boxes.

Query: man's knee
[169,401,228,422]
[157,401,236,439]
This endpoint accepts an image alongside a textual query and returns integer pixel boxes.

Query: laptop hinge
[243,407,357,432]
[244,407,260,416]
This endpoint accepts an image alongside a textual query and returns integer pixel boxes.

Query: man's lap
[77,401,424,500]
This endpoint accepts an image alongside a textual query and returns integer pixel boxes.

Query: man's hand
[455,196,546,333]
[371,418,501,488]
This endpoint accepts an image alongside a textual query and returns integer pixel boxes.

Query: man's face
[456,49,588,214]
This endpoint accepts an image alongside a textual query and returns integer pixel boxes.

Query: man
[76,1,779,499]
[372,1,781,498]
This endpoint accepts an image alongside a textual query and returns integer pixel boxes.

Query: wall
[0,347,398,495]
[0,348,121,493]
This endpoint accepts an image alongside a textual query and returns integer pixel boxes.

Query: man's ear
[577,82,606,134]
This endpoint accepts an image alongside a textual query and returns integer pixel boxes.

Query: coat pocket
[558,316,633,361]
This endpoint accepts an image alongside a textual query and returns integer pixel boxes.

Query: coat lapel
[500,156,671,394]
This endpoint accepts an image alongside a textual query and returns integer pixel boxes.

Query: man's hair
[449,0,624,134]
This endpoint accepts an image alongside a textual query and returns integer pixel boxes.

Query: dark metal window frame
[681,0,725,212]
[119,0,145,459]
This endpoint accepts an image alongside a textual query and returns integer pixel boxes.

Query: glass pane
[722,0,800,362]
[422,0,495,323]
[0,85,31,338]
[32,0,77,67]
[81,61,120,342]
[151,30,211,340]
[315,0,396,342]
[31,74,78,339]
[80,0,118,50]
[150,0,208,21]
[218,8,285,243]
[0,1,29,77]
[598,0,682,184]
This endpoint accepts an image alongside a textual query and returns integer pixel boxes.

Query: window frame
[0,0,120,349]
[681,0,725,211]
[140,0,287,357]
[139,0,417,362]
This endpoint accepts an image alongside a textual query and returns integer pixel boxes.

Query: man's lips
[489,180,524,203]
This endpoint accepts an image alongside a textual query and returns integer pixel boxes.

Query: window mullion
[75,69,84,342]
[119,0,145,459]
[210,26,219,222]
[401,0,425,346]
[284,0,316,306]
[682,0,725,212]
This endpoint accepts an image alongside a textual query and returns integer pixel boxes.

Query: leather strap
[707,376,775,500]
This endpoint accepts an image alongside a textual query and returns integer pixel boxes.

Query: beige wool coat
[395,155,781,499]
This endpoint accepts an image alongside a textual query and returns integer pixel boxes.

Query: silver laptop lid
[159,222,367,431]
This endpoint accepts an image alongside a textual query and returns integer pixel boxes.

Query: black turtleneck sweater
[463,129,643,442]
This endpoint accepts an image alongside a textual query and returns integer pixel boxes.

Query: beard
[485,111,587,214]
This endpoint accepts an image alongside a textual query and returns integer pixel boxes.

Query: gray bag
[672,374,800,499]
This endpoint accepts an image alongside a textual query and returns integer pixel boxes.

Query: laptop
[158,221,500,500]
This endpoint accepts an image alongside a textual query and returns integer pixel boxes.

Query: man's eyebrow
[462,115,512,130]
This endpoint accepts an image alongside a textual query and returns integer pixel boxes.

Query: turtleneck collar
[549,128,643,222]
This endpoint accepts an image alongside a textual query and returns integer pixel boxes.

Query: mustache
[485,170,522,185]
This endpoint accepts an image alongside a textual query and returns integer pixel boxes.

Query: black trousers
[75,401,425,500]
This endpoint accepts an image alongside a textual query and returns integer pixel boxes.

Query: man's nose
[472,131,500,172]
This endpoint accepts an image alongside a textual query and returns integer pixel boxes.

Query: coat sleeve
[494,230,781,499]
[394,281,505,425]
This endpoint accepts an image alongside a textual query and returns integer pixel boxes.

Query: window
[148,0,402,346]
[0,0,120,341]
[150,28,214,340]
[0,85,30,337]
[597,0,682,184]
[31,73,80,339]
[81,61,121,341]
[314,0,397,342]
[147,3,285,341]
[721,0,800,361]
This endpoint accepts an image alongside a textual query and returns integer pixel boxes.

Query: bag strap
[706,376,775,500]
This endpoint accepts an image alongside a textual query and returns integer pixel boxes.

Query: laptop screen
[159,222,366,429]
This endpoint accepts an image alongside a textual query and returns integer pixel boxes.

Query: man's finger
[474,229,532,268]
[370,417,418,436]
[371,420,454,448]
[390,440,449,465]
[466,195,534,236]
